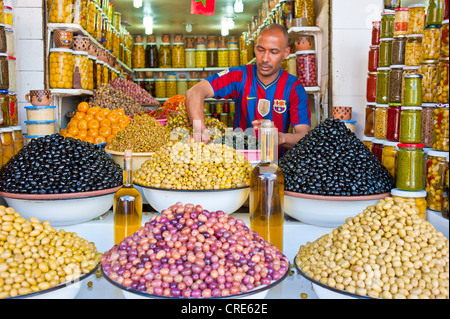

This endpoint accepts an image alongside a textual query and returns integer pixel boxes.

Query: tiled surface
[16,39,45,71]
[14,7,44,40]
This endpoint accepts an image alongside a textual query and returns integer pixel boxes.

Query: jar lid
[395,7,409,11]
[342,120,356,123]
[288,53,296,58]
[401,106,422,110]
[422,103,437,107]
[376,104,388,108]
[382,9,395,15]
[6,56,16,60]
[425,25,442,29]
[390,64,405,68]
[368,71,378,75]
[185,48,196,51]
[0,53,8,56]
[25,105,56,109]
[439,57,450,62]
[443,19,449,25]
[97,60,104,64]
[372,138,385,144]
[50,48,73,53]
[406,33,423,38]
[134,43,144,45]
[408,3,426,8]
[427,149,449,158]
[391,188,427,197]
[372,21,381,24]
[0,90,9,93]
[384,141,399,147]
[398,143,424,148]
[380,37,393,41]
[25,135,47,138]
[72,50,88,56]
[419,59,438,64]
[403,65,419,70]
[370,45,380,49]
[389,103,402,107]
[173,43,184,45]
[404,74,423,78]
[25,120,56,124]
[295,50,316,55]
[377,67,390,71]
[206,48,218,51]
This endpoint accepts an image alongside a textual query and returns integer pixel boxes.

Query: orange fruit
[106,112,119,124]
[84,113,94,121]
[94,112,106,121]
[101,108,111,115]
[87,106,101,115]
[119,121,128,130]
[85,136,94,144]
[98,126,111,138]
[111,127,121,135]
[78,129,88,138]
[74,135,85,142]
[94,136,106,144]
[60,129,67,136]
[77,102,90,113]
[68,126,79,136]
[87,119,100,130]
[87,128,99,138]
[77,119,88,130]
[106,135,114,143]
[68,119,79,128]
[74,112,85,121]
[64,133,74,139]
[100,118,111,128]
[116,109,125,116]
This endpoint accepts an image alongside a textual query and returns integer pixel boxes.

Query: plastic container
[382,140,399,177]
[437,57,449,103]
[432,103,449,151]
[408,4,426,34]
[374,104,389,140]
[376,67,390,104]
[379,38,392,67]
[422,26,442,60]
[403,74,423,106]
[405,34,423,66]
[394,8,409,36]
[5,26,14,57]
[421,103,437,148]
[396,143,424,191]
[440,20,449,58]
[386,103,401,142]
[364,102,376,137]
[49,48,74,89]
[366,72,377,103]
[25,105,56,121]
[418,60,439,103]
[400,106,422,143]
[295,50,317,86]
[391,188,427,219]
[388,65,404,103]
[425,150,449,211]
[25,120,56,136]
[381,9,395,38]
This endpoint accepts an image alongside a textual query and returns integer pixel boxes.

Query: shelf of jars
[47,23,134,75]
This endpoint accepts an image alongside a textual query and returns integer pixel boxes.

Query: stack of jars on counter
[363,1,449,220]
[204,100,236,128]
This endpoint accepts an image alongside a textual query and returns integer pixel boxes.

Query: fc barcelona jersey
[205,64,311,133]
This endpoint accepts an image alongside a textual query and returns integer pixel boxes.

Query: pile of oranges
[60,102,130,144]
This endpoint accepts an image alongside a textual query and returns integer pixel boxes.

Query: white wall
[331,0,383,139]
[14,0,45,131]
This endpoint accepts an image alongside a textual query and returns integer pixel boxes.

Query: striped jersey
[205,64,311,133]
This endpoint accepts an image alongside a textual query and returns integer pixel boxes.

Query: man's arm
[278,124,310,148]
[185,80,215,142]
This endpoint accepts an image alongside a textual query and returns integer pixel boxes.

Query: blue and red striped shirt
[205,64,311,134]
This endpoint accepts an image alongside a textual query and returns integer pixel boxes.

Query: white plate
[284,191,391,228]
[135,183,250,215]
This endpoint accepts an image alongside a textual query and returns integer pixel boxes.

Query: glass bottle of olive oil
[249,120,285,251]
[113,150,142,245]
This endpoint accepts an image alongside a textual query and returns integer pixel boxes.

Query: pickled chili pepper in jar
[387,103,402,142]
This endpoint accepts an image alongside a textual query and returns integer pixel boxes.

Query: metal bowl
[284,191,391,228]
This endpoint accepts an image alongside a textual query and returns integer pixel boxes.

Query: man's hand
[252,119,309,149]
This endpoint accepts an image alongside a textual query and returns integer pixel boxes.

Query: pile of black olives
[279,118,395,196]
[0,134,123,194]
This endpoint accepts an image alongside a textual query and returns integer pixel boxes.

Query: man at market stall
[185,23,311,150]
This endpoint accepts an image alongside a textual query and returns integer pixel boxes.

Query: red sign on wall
[191,0,215,16]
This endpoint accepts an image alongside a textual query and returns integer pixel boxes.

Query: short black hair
[258,23,289,47]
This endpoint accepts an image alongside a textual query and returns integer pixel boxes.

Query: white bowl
[0,187,121,226]
[135,183,250,214]
[284,191,391,228]
[7,264,99,299]
[101,265,288,300]
[294,257,371,299]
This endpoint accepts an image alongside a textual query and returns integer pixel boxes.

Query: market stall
[0,0,449,302]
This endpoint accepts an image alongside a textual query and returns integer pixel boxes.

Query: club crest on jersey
[273,100,287,114]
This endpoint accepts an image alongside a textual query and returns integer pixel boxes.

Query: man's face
[254,30,290,79]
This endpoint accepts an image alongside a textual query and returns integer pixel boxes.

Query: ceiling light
[143,16,153,35]
[234,0,243,13]
[185,23,193,33]
[133,0,142,8]
[227,18,234,29]
[221,26,229,36]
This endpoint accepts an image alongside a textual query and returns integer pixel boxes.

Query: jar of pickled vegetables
[132,43,145,69]
[86,0,96,37]
[0,126,13,166]
[172,43,185,68]
[49,48,74,89]
[185,48,196,68]
[166,78,177,98]
[388,65,404,103]
[443,157,449,219]
[48,0,72,23]
[159,43,172,68]
[408,4,426,34]
[7,92,17,126]
[368,45,379,72]
[145,40,158,68]
[364,102,376,137]
[207,48,218,68]
[218,48,229,68]
[375,104,389,140]
[394,8,409,36]
[426,150,448,211]
[426,0,445,26]
[96,59,103,87]
[177,74,188,96]
[366,72,377,103]
[7,56,15,92]
[381,9,395,38]
[421,103,437,148]
[102,62,109,84]
[422,26,442,60]
[419,59,439,103]
[391,36,407,65]
[94,6,103,41]
[229,48,239,67]
[296,50,317,87]
[72,0,88,29]
[379,38,392,67]
[376,67,390,104]
[391,188,427,219]
[11,125,23,156]
[401,66,419,104]
[396,143,424,191]
[432,103,449,151]
[403,74,423,106]
[387,103,402,142]
[437,57,449,103]
[188,72,199,90]
[0,53,8,91]
[294,0,315,26]
[195,42,207,68]
[400,106,422,143]
[362,135,374,150]
[371,138,385,162]
[372,20,381,46]
[382,141,399,177]
[0,90,8,127]
[405,34,423,66]
[441,20,449,58]
[73,50,90,90]
[155,78,166,98]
